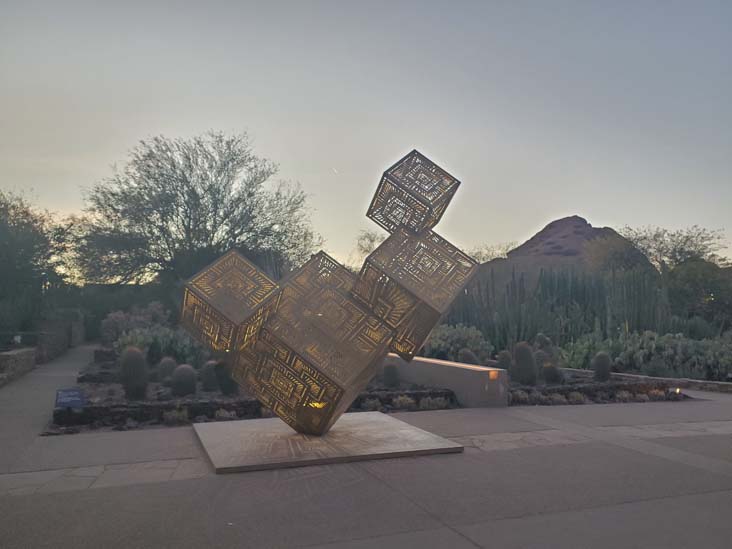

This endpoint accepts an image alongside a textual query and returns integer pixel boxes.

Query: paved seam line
[356,460,483,549]
[507,409,732,478]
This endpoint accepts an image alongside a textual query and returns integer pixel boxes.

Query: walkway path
[2,348,732,547]
[0,345,89,473]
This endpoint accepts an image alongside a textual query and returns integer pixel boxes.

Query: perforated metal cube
[366,149,461,234]
[353,228,478,361]
[231,252,394,435]
[180,250,280,354]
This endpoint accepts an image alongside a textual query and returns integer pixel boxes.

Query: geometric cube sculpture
[353,228,478,361]
[180,250,280,354]
[230,252,393,435]
[181,149,477,436]
[367,149,461,234]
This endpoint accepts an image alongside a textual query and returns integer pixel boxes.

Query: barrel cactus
[512,342,537,385]
[201,360,219,392]
[592,351,612,382]
[119,346,148,400]
[171,364,197,397]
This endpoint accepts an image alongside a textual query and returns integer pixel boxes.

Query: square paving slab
[193,411,463,473]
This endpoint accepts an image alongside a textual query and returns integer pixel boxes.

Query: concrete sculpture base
[193,412,463,474]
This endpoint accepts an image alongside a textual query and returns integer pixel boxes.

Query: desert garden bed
[49,376,457,435]
[508,368,687,406]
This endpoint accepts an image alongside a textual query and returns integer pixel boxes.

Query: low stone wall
[561,368,732,394]
[382,354,509,407]
[0,348,36,388]
[611,372,732,393]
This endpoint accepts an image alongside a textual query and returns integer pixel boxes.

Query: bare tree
[344,229,388,270]
[467,241,518,263]
[74,132,321,284]
[620,225,729,272]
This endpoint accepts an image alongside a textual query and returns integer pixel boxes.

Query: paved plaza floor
[2,347,732,548]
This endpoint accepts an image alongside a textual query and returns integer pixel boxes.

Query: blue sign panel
[55,388,86,409]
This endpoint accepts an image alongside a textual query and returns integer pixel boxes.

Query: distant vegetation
[2,135,730,385]
[0,132,321,340]
[442,219,732,381]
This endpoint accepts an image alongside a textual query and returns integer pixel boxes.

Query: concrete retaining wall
[382,354,509,408]
[560,367,732,394]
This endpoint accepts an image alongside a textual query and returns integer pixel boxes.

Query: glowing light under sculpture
[181,149,478,435]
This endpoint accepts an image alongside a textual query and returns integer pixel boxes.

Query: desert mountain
[467,215,654,297]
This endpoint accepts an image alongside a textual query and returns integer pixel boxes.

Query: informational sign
[55,388,86,409]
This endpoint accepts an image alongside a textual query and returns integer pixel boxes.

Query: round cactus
[496,350,513,372]
[119,346,148,400]
[512,342,537,385]
[592,351,612,382]
[201,360,220,392]
[457,347,479,365]
[157,356,177,381]
[171,364,197,397]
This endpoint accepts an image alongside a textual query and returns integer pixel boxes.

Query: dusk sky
[2,0,731,261]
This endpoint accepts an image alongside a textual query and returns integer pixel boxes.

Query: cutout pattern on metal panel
[182,149,477,435]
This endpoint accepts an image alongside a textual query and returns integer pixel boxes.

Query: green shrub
[171,364,197,397]
[567,391,585,404]
[534,349,550,367]
[512,342,537,385]
[201,360,219,392]
[423,324,493,362]
[119,346,148,400]
[157,356,177,381]
[457,347,480,364]
[543,364,564,384]
[101,302,170,347]
[419,396,449,410]
[162,407,189,426]
[510,390,529,405]
[648,389,666,401]
[535,349,564,384]
[592,351,612,382]
[535,333,552,351]
[496,350,513,371]
[549,393,567,405]
[114,326,206,369]
[146,339,163,367]
[383,364,399,388]
[214,408,237,421]
[641,356,669,378]
[215,362,239,396]
[563,331,732,381]
[615,390,632,403]
[360,398,382,411]
[391,395,416,410]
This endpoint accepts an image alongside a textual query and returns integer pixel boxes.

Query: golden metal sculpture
[231,252,393,435]
[353,227,478,361]
[367,149,461,234]
[181,250,280,354]
[181,149,477,435]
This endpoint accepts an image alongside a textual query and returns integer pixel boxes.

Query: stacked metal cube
[181,150,478,435]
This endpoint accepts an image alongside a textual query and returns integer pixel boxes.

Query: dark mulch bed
[48,376,457,435]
